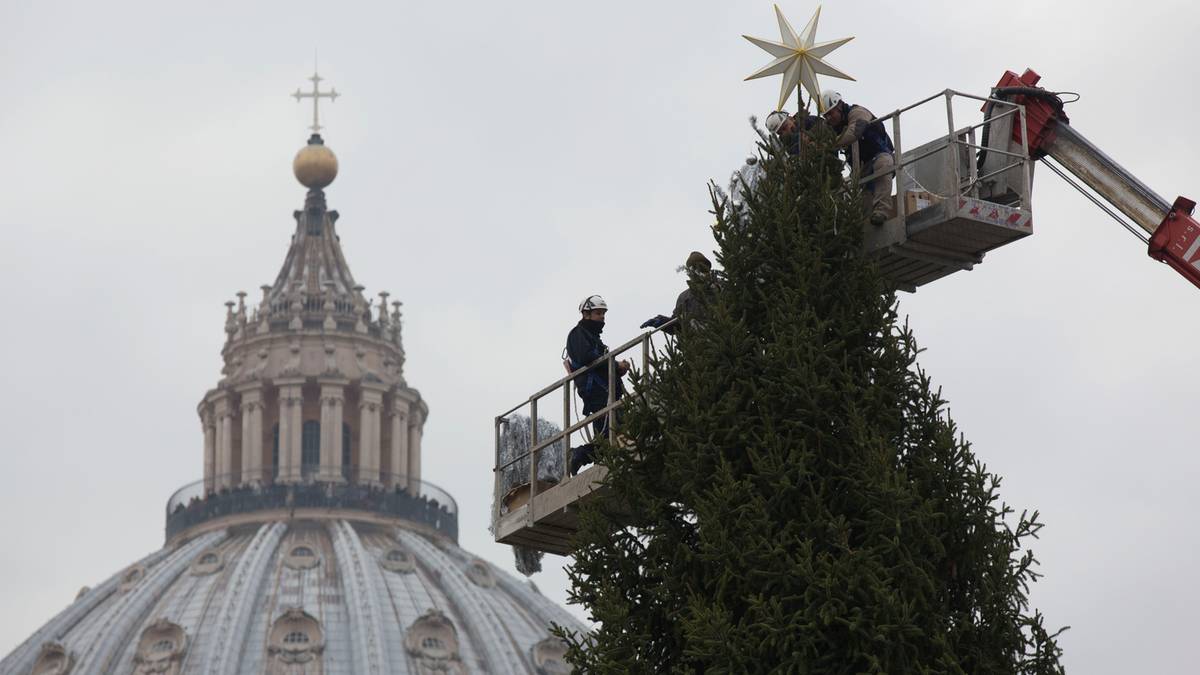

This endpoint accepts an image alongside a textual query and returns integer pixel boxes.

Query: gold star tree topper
[743,5,855,113]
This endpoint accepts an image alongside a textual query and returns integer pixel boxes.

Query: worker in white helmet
[764,110,824,156]
[820,89,896,225]
[565,295,631,475]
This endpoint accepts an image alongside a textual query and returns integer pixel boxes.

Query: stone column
[200,405,216,494]
[277,379,305,483]
[388,396,410,490]
[407,410,424,493]
[212,393,233,490]
[238,386,264,486]
[319,380,347,482]
[359,385,386,484]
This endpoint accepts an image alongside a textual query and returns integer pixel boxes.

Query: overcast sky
[3,0,1198,671]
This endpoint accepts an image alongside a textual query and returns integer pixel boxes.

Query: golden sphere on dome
[293,135,338,189]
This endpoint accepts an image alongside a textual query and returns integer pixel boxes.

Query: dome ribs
[75,532,225,675]
[202,522,286,674]
[329,520,393,675]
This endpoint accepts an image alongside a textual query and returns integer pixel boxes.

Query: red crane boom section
[995,68,1200,290]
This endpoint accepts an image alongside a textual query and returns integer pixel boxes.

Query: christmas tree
[556,130,1065,673]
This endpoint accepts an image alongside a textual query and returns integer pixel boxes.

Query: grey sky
[2,0,1198,671]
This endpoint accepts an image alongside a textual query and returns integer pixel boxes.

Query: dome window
[301,421,321,477]
[380,547,415,573]
[191,550,224,576]
[532,636,572,675]
[30,642,72,675]
[342,422,352,479]
[465,559,496,589]
[405,610,465,675]
[267,608,324,672]
[284,544,321,570]
[133,619,187,675]
[119,565,146,594]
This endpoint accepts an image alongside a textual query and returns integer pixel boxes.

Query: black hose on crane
[992,86,1071,124]
[978,87,1073,171]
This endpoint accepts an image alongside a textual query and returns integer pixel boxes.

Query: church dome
[0,515,581,674]
[1,76,584,675]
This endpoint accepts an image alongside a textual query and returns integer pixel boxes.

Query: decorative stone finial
[378,291,390,325]
[322,280,337,331]
[288,280,304,331]
[392,301,406,372]
[258,285,272,334]
[353,285,368,334]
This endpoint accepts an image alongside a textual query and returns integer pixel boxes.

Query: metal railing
[193,465,415,494]
[165,467,458,542]
[492,319,677,529]
[850,89,1033,222]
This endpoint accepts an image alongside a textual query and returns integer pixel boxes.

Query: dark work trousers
[571,391,620,474]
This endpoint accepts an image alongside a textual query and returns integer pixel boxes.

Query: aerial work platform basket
[492,323,672,556]
[859,89,1035,291]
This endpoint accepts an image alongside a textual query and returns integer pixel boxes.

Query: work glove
[640,315,670,329]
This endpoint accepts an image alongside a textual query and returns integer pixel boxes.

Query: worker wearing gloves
[565,295,630,476]
[821,90,896,226]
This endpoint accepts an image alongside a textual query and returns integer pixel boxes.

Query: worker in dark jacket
[566,294,630,475]
[765,110,824,156]
[641,251,715,335]
[820,89,896,225]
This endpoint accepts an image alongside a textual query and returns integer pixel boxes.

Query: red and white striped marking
[957,197,1032,231]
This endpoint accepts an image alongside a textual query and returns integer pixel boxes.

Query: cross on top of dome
[292,70,339,134]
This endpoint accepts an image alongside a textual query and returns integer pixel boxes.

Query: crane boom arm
[995,69,1200,290]
[1043,122,1171,235]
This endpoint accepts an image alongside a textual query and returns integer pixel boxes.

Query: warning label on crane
[956,197,1033,232]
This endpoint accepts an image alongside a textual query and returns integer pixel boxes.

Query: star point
[743,5,855,112]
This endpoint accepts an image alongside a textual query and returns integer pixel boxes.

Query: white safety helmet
[820,89,843,114]
[578,294,608,313]
[764,110,790,134]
